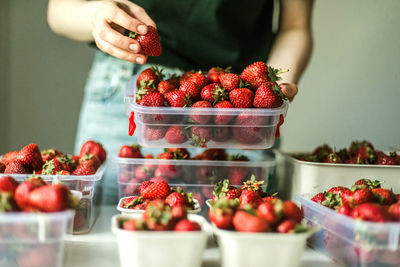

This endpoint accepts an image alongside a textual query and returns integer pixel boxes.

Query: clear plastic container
[296,194,400,267]
[0,162,106,234]
[112,213,209,267]
[213,225,312,267]
[0,210,74,267]
[275,150,400,200]
[112,156,275,212]
[125,77,289,149]
[117,197,201,214]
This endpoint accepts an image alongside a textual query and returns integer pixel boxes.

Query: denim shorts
[75,51,278,204]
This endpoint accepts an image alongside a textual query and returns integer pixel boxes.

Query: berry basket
[0,210,74,267]
[275,150,400,200]
[125,77,289,149]
[296,194,400,267]
[112,156,275,212]
[0,162,106,234]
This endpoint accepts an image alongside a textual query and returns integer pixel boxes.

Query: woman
[47,0,314,203]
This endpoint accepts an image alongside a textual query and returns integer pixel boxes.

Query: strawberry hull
[125,77,288,149]
[296,194,400,267]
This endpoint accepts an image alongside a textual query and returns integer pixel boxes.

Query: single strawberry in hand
[128,26,161,57]
[165,126,187,144]
[17,143,43,171]
[165,90,192,107]
[253,82,285,108]
[229,88,254,108]
[136,66,164,88]
[80,140,107,163]
[118,144,143,158]
[189,101,212,124]
[141,180,170,200]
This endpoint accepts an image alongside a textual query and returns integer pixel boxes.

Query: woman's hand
[90,0,156,64]
[280,83,298,102]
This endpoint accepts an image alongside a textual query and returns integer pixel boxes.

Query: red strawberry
[376,153,397,165]
[311,192,327,205]
[122,219,147,231]
[41,148,62,163]
[79,153,101,170]
[42,156,76,174]
[16,144,43,171]
[143,126,166,141]
[189,126,211,147]
[165,90,192,107]
[157,80,176,94]
[200,83,228,104]
[15,176,47,209]
[212,180,241,200]
[281,201,303,223]
[56,170,71,175]
[140,91,167,107]
[241,61,269,89]
[165,126,187,144]
[72,155,80,165]
[388,203,400,221]
[141,180,170,199]
[144,154,154,159]
[144,200,174,231]
[187,72,209,89]
[372,188,397,205]
[312,144,333,161]
[28,184,72,212]
[253,82,284,108]
[135,165,153,180]
[354,178,382,189]
[227,166,248,186]
[257,202,281,225]
[166,191,188,207]
[189,101,212,124]
[171,205,187,221]
[199,149,228,161]
[233,114,266,144]
[213,100,234,125]
[54,155,76,172]
[80,140,107,163]
[157,151,173,159]
[165,148,190,159]
[179,81,201,100]
[136,67,164,88]
[0,162,5,173]
[1,151,18,166]
[72,164,95,175]
[239,189,262,209]
[207,66,231,83]
[128,26,162,57]
[208,199,239,229]
[212,127,231,142]
[4,161,30,174]
[323,152,344,163]
[327,186,352,205]
[232,209,269,232]
[122,196,144,209]
[276,219,298,233]
[0,176,19,194]
[349,186,375,205]
[174,219,201,231]
[350,203,391,222]
[179,70,195,85]
[136,84,157,104]
[229,88,254,108]
[219,73,242,91]
[349,140,374,157]
[118,144,143,158]
[166,74,180,88]
[337,204,352,216]
[139,181,154,196]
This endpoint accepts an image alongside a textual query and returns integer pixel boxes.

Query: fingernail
[129,44,138,52]
[137,25,147,34]
[136,57,144,64]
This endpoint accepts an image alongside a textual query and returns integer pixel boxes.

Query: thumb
[280,83,298,102]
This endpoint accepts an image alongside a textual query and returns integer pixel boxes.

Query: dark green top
[134,0,276,72]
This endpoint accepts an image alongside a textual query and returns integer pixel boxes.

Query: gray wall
[2,0,400,154]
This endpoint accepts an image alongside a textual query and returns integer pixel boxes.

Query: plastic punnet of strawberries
[0,140,107,176]
[120,180,196,211]
[119,199,201,232]
[296,140,400,165]
[208,176,308,233]
[311,178,400,222]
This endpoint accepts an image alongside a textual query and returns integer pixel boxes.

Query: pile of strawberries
[208,177,307,233]
[311,178,400,222]
[120,200,201,232]
[121,180,196,211]
[0,140,106,176]
[296,140,400,165]
[0,175,78,212]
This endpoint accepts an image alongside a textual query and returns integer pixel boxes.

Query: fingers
[125,3,157,29]
[103,2,148,34]
[280,83,298,102]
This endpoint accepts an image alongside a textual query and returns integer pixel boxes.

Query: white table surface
[63,206,339,267]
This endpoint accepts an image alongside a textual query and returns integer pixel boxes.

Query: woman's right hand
[90,0,156,64]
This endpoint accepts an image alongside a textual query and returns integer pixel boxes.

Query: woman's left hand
[280,83,298,102]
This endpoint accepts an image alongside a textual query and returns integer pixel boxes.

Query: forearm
[47,0,100,42]
[267,27,313,84]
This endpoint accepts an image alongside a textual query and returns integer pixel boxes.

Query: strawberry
[56,170,71,175]
[144,200,174,231]
[312,144,333,161]
[174,219,201,231]
[229,88,254,108]
[42,155,76,174]
[135,165,153,180]
[253,82,284,108]
[72,155,80,165]
[41,148,62,163]
[179,81,201,100]
[348,140,374,157]
[350,203,391,222]
[212,180,241,200]
[189,101,212,124]
[140,91,167,107]
[240,61,270,89]
[139,181,154,196]
[281,201,303,223]
[0,191,19,212]
[388,203,400,221]
[311,192,327,205]
[189,126,211,147]
[165,126,187,144]
[327,186,352,205]
[0,162,5,173]
[16,143,43,171]
[118,144,143,158]
[198,149,228,161]
[372,188,397,205]
[233,114,266,144]
[157,152,174,160]
[227,167,248,186]
[200,83,228,104]
[4,161,30,174]
[349,186,375,205]
[122,196,144,209]
[55,155,76,172]
[122,219,147,231]
[354,178,382,189]
[0,176,19,194]
[128,26,161,57]
[166,74,180,88]
[143,126,166,141]
[276,219,301,233]
[165,90,192,107]
[179,70,195,85]
[257,202,281,225]
[165,148,190,159]
[141,180,170,199]
[337,204,352,216]
[144,154,154,159]
[311,192,342,209]
[1,150,18,166]
[376,153,397,165]
[212,127,231,142]
[157,80,176,94]
[28,184,73,212]
[239,189,262,209]
[80,140,107,163]
[136,67,164,88]
[72,164,95,175]
[240,175,264,193]
[219,73,242,91]
[171,205,187,221]
[232,208,269,232]
[15,176,47,209]
[207,66,231,83]
[213,100,234,125]
[208,199,239,229]
[187,72,209,89]
[79,153,101,170]
[136,83,157,104]
[166,187,192,208]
